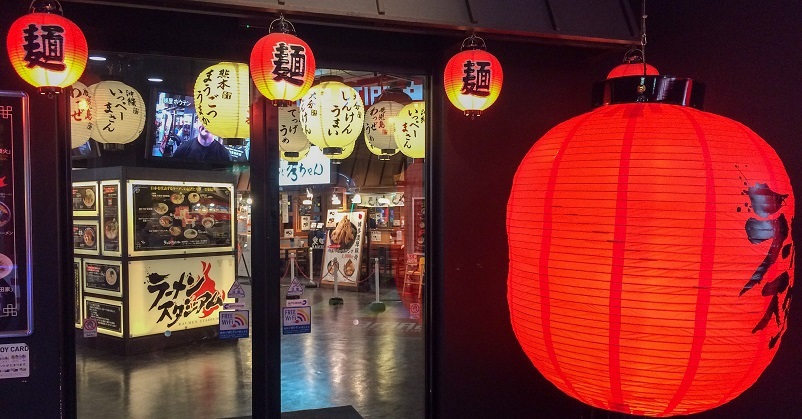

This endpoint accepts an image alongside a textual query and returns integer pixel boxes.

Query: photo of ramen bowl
[159,216,173,228]
[104,219,118,240]
[170,192,185,205]
[202,217,215,229]
[83,189,95,207]
[105,268,118,286]
[83,227,96,247]
[170,226,182,236]
[184,229,198,239]
[188,192,200,203]
[0,253,13,279]
[0,201,11,228]
[154,202,169,215]
[197,205,208,215]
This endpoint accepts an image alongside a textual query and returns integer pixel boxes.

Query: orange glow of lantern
[278,104,310,160]
[364,86,411,160]
[250,16,315,107]
[6,1,88,94]
[194,62,250,139]
[88,80,146,145]
[299,76,364,156]
[443,34,503,118]
[507,75,795,417]
[394,102,425,158]
[69,81,93,148]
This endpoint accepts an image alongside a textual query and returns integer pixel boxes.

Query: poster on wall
[83,259,122,297]
[73,221,99,255]
[100,181,121,256]
[127,180,234,256]
[0,91,33,337]
[127,255,235,337]
[321,211,366,288]
[74,259,82,328]
[72,181,98,216]
[84,296,124,337]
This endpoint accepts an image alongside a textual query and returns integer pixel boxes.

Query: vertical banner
[74,258,83,329]
[321,211,366,287]
[100,180,121,256]
[127,255,235,337]
[0,91,32,337]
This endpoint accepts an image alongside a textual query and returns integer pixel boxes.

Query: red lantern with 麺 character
[507,75,795,416]
[443,34,503,118]
[250,16,315,107]
[6,0,87,94]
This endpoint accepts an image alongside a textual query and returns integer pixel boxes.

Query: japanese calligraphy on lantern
[460,59,492,96]
[278,104,309,158]
[394,102,425,158]
[279,146,331,186]
[364,98,405,157]
[127,180,234,257]
[321,211,367,288]
[0,92,33,337]
[194,62,250,139]
[69,81,94,148]
[127,255,235,337]
[250,32,316,104]
[88,81,145,144]
[299,78,365,151]
[444,47,503,116]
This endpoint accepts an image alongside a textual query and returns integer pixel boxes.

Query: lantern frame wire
[461,33,486,51]
[269,14,296,35]
[29,0,62,14]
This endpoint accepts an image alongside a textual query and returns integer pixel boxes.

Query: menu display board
[84,296,124,337]
[0,91,32,337]
[127,255,235,337]
[83,259,122,297]
[74,259,82,328]
[72,181,98,216]
[412,198,425,254]
[100,181,121,256]
[321,211,367,287]
[73,221,99,255]
[127,180,234,256]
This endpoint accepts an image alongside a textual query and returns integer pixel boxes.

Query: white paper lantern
[279,104,310,159]
[324,139,356,164]
[299,76,364,155]
[394,102,425,158]
[88,81,146,144]
[194,62,250,139]
[364,87,410,160]
[69,81,94,148]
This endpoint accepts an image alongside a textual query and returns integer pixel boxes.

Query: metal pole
[369,257,386,311]
[290,251,296,280]
[308,247,315,287]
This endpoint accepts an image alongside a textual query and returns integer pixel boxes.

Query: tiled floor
[76,276,425,418]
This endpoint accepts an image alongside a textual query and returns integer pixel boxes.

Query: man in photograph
[173,122,232,162]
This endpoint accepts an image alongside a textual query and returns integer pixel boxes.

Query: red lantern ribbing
[250,16,315,107]
[507,76,794,417]
[443,34,503,118]
[6,1,87,94]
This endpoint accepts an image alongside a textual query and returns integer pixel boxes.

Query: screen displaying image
[149,91,249,163]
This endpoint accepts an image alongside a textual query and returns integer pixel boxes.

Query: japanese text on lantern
[102,88,140,133]
[22,23,65,71]
[327,90,362,137]
[196,69,235,126]
[280,107,300,144]
[400,107,424,149]
[272,42,307,86]
[70,85,92,128]
[461,60,491,97]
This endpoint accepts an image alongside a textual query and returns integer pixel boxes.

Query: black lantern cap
[592,76,705,110]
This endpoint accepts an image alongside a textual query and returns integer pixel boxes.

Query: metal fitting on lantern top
[592,75,706,109]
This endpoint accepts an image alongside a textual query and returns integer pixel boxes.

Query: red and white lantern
[443,35,503,118]
[250,17,315,107]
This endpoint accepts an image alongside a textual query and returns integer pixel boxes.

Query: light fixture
[377,197,391,206]
[331,193,341,205]
[250,15,316,106]
[300,75,365,156]
[88,55,107,62]
[351,193,362,204]
[246,198,253,205]
[68,81,94,148]
[279,104,310,160]
[394,102,425,158]
[443,34,503,118]
[6,0,88,95]
[364,84,410,160]
[506,3,795,416]
[147,77,163,83]
[194,61,250,139]
[302,189,313,205]
[87,80,146,148]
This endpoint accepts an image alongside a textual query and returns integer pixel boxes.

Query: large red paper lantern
[6,1,88,94]
[443,35,503,118]
[507,76,795,417]
[250,17,315,107]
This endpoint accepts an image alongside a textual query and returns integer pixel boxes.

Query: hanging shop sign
[127,180,234,257]
[128,255,235,338]
[100,180,120,256]
[278,146,331,186]
[444,35,503,118]
[321,211,367,288]
[506,75,795,416]
[0,91,32,337]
